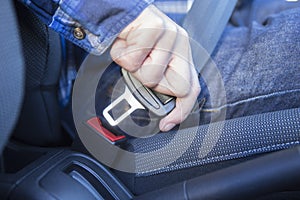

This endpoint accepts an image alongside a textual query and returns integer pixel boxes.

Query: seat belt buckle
[86,117,126,144]
[102,68,176,127]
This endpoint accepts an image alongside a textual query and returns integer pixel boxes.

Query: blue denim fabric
[51,0,153,55]
[21,0,153,55]
[20,0,191,55]
[197,1,300,124]
[20,0,192,109]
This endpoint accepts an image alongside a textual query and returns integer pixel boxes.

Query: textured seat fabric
[12,2,68,146]
[0,0,24,153]
[115,108,300,195]
[111,3,300,194]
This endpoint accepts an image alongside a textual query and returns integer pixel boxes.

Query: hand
[110,5,200,132]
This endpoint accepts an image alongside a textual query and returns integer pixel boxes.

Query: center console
[0,143,132,200]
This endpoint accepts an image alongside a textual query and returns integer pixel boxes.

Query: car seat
[76,54,300,197]
[11,1,70,147]
[1,0,300,199]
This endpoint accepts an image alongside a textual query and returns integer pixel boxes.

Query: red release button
[87,117,126,143]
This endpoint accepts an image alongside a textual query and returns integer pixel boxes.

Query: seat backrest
[0,0,25,153]
[12,2,68,146]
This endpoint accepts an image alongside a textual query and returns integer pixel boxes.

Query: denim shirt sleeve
[20,0,153,55]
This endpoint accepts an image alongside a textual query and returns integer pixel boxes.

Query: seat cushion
[114,108,300,195]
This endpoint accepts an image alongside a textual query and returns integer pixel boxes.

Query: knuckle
[110,49,119,60]
[112,56,124,66]
[178,28,189,42]
[181,87,191,97]
[111,54,119,62]
[114,58,139,72]
[174,118,183,125]
[167,24,178,33]
[139,70,164,88]
[174,86,190,97]
[141,78,159,88]
[116,54,144,73]
[193,83,201,96]
[169,73,192,97]
[111,53,122,62]
[179,28,189,37]
[182,81,192,95]
[153,17,164,29]
[167,26,178,40]
[144,82,158,88]
[126,64,140,73]
[158,17,165,27]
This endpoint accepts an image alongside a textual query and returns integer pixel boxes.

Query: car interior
[0,1,300,200]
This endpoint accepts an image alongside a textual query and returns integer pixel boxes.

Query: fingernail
[162,123,176,132]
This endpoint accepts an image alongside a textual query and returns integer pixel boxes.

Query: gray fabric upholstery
[0,0,25,153]
[114,108,300,194]
[129,108,300,176]
[13,2,65,146]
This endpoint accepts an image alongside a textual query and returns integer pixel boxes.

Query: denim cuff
[50,0,153,55]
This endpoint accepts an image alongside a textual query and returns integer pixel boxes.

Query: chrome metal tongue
[103,68,176,127]
[103,86,145,126]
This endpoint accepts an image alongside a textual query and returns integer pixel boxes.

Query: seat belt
[183,0,238,72]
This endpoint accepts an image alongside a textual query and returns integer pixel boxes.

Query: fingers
[159,66,200,132]
[110,5,165,72]
[133,23,178,88]
[110,5,201,132]
[162,54,192,97]
[152,58,191,98]
[132,26,192,97]
[151,28,192,97]
[110,29,161,73]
